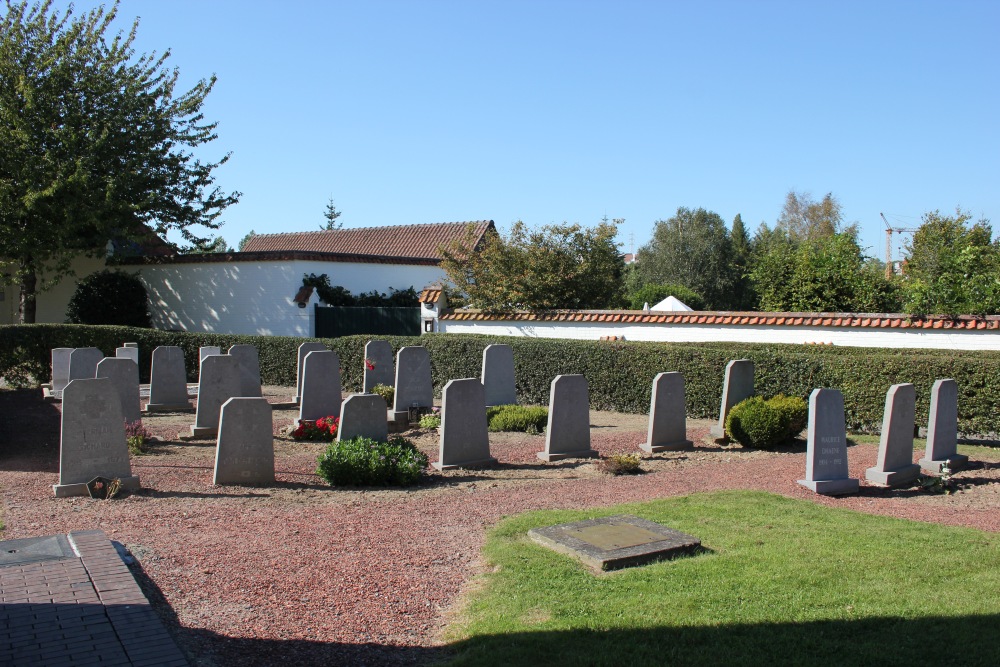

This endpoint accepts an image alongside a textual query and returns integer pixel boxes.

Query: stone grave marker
[145,346,191,412]
[189,355,242,438]
[338,394,388,442]
[123,342,138,348]
[51,348,74,393]
[199,346,221,362]
[710,359,754,439]
[96,357,141,424]
[115,346,139,365]
[641,372,692,452]
[363,340,394,393]
[481,344,516,407]
[866,383,921,486]
[228,345,263,397]
[798,388,859,495]
[299,350,342,422]
[433,379,496,470]
[538,374,597,462]
[295,342,327,402]
[68,347,103,384]
[213,397,274,485]
[919,379,968,472]
[392,346,433,421]
[54,378,139,497]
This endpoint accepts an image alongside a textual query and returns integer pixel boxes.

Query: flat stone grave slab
[528,514,701,571]
[0,534,75,566]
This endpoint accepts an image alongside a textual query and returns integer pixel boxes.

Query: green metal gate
[314,305,420,338]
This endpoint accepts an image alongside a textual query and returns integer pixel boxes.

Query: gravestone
[228,345,263,397]
[189,355,242,438]
[338,394,388,442]
[392,346,434,421]
[115,346,139,365]
[213,397,274,485]
[363,340,394,393]
[866,383,921,486]
[68,348,103,384]
[640,372,692,452]
[51,348,74,393]
[54,378,140,497]
[123,342,138,348]
[710,359,754,439]
[299,350,342,422]
[798,388,859,495]
[919,379,968,472]
[199,346,221,362]
[295,342,327,402]
[96,357,141,424]
[433,379,496,470]
[538,374,597,462]
[481,344,516,407]
[145,346,191,412]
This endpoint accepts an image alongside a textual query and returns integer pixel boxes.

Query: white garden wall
[0,255,107,325]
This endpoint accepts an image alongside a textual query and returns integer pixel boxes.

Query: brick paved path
[0,530,188,666]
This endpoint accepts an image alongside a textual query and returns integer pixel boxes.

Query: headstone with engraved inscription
[866,383,921,486]
[798,388,858,495]
[213,397,274,485]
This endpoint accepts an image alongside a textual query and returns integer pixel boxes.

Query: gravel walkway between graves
[1,386,999,666]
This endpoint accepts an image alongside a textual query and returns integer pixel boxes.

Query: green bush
[66,270,152,327]
[419,411,441,429]
[725,397,787,449]
[487,405,548,432]
[769,394,808,437]
[316,435,428,487]
[371,383,395,406]
[626,283,705,310]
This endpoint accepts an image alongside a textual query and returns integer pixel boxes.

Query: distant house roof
[241,221,495,262]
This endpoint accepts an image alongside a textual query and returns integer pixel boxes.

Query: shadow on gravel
[0,388,61,472]
[134,489,270,499]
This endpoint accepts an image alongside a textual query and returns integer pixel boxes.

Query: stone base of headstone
[919,454,968,473]
[865,463,921,487]
[537,449,598,463]
[391,410,411,424]
[42,387,61,402]
[53,475,140,498]
[182,425,218,439]
[270,400,298,410]
[797,478,859,495]
[143,401,193,413]
[639,438,692,453]
[709,425,727,440]
[432,456,498,471]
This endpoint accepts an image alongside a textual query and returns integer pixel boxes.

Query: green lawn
[442,491,1000,666]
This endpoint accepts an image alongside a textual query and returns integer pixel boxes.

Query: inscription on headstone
[295,342,327,403]
[145,346,191,412]
[228,345,263,397]
[919,379,968,472]
[641,372,692,452]
[538,374,597,462]
[433,379,496,470]
[213,397,274,485]
[338,394,388,442]
[299,350,342,422]
[866,383,921,486]
[392,346,433,420]
[798,388,859,495]
[710,359,754,439]
[481,344,517,407]
[190,355,242,438]
[363,340,395,393]
[96,357,141,424]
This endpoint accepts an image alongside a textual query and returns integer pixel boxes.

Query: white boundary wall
[1,255,107,325]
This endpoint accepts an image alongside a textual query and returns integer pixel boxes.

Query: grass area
[848,434,1000,463]
[443,491,1000,666]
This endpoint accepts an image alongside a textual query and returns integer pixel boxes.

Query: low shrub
[487,405,548,433]
[371,383,395,407]
[124,420,152,455]
[595,453,643,475]
[768,394,808,437]
[316,435,428,486]
[66,270,152,328]
[292,416,339,442]
[725,397,787,449]
[419,409,441,429]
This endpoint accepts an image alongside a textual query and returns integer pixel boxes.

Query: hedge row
[2,324,998,435]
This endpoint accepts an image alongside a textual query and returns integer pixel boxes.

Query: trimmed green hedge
[3,325,999,434]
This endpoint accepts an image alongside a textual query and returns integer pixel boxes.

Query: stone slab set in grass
[363,340,394,393]
[528,514,702,571]
[144,346,192,412]
[920,379,969,472]
[433,378,496,470]
[538,374,597,462]
[299,350,342,422]
[798,388,859,496]
[866,383,921,487]
[482,344,516,407]
[710,359,754,439]
[214,397,275,485]
[96,357,140,424]
[641,372,692,452]
[54,378,139,497]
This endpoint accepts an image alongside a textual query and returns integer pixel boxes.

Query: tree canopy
[0,1,240,322]
[776,191,844,241]
[321,197,342,231]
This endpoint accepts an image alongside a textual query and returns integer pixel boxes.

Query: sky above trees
[40,0,999,261]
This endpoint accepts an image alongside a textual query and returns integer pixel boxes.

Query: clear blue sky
[52,0,999,263]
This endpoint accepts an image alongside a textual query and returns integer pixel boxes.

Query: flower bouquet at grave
[292,415,340,442]
[365,357,376,371]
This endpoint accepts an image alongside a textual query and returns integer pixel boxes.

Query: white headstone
[115,346,139,365]
[392,346,433,420]
[51,348,74,393]
[54,378,139,497]
[640,372,692,452]
[228,345,262,397]
[338,394,388,442]
[866,383,921,486]
[299,350,342,422]
[213,397,274,485]
[199,346,222,362]
[145,346,191,412]
[96,357,141,424]
[710,359,754,439]
[433,379,496,470]
[538,374,597,462]
[123,342,138,348]
[68,348,103,384]
[190,355,242,438]
[482,344,516,407]
[919,379,968,472]
[363,340,394,393]
[798,388,859,495]
[295,342,327,403]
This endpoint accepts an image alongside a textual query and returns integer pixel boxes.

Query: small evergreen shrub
[595,452,643,475]
[486,405,548,432]
[66,270,152,327]
[316,435,428,486]
[419,409,441,429]
[768,394,808,437]
[371,383,395,406]
[725,396,786,449]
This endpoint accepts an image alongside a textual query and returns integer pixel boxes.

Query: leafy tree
[237,230,256,251]
[301,273,419,307]
[634,207,736,309]
[776,191,843,241]
[66,270,151,327]
[321,197,342,231]
[440,219,624,311]
[187,235,231,254]
[626,283,705,310]
[0,1,240,322]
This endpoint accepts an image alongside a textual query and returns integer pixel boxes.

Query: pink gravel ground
[1,387,998,666]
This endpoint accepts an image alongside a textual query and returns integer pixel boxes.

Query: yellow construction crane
[881,212,918,279]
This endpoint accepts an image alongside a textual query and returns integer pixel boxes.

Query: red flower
[365,358,375,371]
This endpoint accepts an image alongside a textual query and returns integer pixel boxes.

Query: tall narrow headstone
[481,344,517,407]
[51,348,74,393]
[54,378,140,497]
[392,346,434,421]
[68,348,103,384]
[199,346,221,362]
[96,357,141,424]
[363,340,394,392]
[299,350,342,422]
[866,383,921,486]
[640,372,692,452]
[295,342,327,402]
[145,346,191,412]
[213,397,274,485]
[338,394,388,442]
[228,345,263,397]
[798,388,859,495]
[189,355,242,438]
[538,374,597,462]
[115,346,139,365]
[710,359,754,439]
[433,379,496,470]
[919,379,968,472]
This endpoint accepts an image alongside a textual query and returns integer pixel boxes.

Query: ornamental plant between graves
[292,416,339,442]
[371,383,395,406]
[419,408,441,429]
[316,436,428,487]
[486,405,548,433]
[725,394,808,449]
